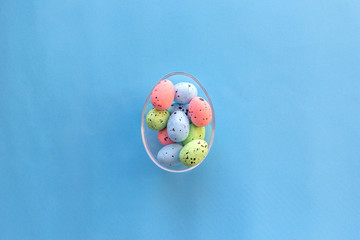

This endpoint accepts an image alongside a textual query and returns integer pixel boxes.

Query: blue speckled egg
[167,111,190,142]
[157,143,183,166]
[174,82,198,104]
[168,103,189,118]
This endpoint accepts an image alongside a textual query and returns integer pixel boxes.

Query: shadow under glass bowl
[141,72,215,173]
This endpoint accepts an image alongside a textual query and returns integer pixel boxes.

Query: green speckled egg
[146,108,170,130]
[182,124,205,145]
[179,140,209,167]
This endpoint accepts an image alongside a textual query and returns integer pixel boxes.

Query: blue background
[1,0,359,239]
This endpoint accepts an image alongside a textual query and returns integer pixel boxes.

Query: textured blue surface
[1,0,360,239]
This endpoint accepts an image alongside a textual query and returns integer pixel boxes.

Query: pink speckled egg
[151,80,175,110]
[158,127,176,145]
[188,97,212,127]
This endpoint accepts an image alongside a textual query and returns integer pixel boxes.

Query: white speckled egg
[167,111,190,142]
[168,103,189,118]
[174,82,198,104]
[157,143,183,166]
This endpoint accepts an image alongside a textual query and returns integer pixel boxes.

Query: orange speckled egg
[151,80,175,110]
[188,97,212,127]
[158,127,176,145]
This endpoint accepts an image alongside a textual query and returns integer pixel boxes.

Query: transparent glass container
[141,72,215,173]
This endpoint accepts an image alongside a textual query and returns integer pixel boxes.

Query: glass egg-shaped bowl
[141,72,215,173]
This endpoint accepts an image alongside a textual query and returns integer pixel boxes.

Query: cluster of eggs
[145,80,212,167]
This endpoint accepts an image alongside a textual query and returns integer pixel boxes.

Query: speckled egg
[182,124,205,145]
[151,79,175,110]
[188,97,212,127]
[174,82,198,104]
[167,111,190,142]
[157,143,183,166]
[146,108,170,130]
[179,140,209,167]
[168,103,189,118]
[157,127,175,145]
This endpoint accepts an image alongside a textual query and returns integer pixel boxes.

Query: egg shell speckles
[157,127,176,145]
[179,140,208,167]
[188,97,212,127]
[167,111,190,142]
[157,143,183,166]
[182,124,205,145]
[151,80,175,110]
[174,82,198,104]
[146,108,170,130]
[168,103,190,118]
